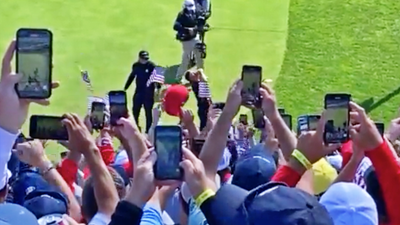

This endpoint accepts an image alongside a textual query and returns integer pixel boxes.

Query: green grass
[276,0,400,124]
[0,0,289,159]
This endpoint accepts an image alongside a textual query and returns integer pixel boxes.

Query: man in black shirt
[174,0,205,82]
[123,51,159,133]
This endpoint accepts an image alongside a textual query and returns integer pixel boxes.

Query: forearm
[85,148,119,214]
[268,112,296,160]
[332,157,360,184]
[127,131,148,165]
[124,74,135,90]
[200,109,234,177]
[40,163,81,220]
[186,122,200,138]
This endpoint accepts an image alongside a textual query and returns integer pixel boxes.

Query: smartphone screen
[281,114,292,130]
[241,65,262,107]
[154,126,183,180]
[29,115,68,140]
[16,29,52,99]
[252,109,265,129]
[239,114,248,125]
[108,91,127,126]
[91,102,105,130]
[375,122,384,136]
[297,115,308,134]
[308,115,321,131]
[324,94,351,143]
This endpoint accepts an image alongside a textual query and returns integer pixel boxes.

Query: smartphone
[154,126,183,180]
[192,138,205,155]
[15,28,53,99]
[212,102,225,110]
[239,114,248,125]
[241,65,262,107]
[308,115,321,131]
[281,114,292,130]
[375,122,384,136]
[324,93,351,143]
[278,108,285,115]
[297,115,308,134]
[29,115,68,140]
[91,102,106,130]
[108,91,128,126]
[252,109,265,129]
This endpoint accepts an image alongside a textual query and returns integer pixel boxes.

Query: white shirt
[88,212,110,225]
[0,127,18,190]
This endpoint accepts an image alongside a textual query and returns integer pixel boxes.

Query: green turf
[275,0,400,126]
[0,0,289,159]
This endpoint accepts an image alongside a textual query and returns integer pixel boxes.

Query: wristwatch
[39,160,54,175]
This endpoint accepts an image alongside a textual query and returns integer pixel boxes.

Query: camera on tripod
[196,14,207,59]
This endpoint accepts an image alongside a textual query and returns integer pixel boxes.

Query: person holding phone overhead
[123,50,160,133]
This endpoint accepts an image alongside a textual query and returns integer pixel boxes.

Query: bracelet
[39,160,54,175]
[194,189,215,207]
[291,149,312,170]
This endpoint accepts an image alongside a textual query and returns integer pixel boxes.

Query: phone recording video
[29,115,68,140]
[154,126,183,180]
[252,109,265,129]
[297,115,308,135]
[375,122,384,136]
[281,114,292,130]
[91,102,106,130]
[16,28,52,99]
[239,114,248,125]
[241,65,262,107]
[324,93,351,143]
[108,91,128,126]
[212,102,225,110]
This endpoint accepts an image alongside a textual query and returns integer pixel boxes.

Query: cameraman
[174,0,205,82]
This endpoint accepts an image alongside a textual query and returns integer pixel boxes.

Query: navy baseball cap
[138,50,149,59]
[0,203,38,225]
[231,144,276,191]
[364,166,388,220]
[23,191,68,219]
[207,182,333,225]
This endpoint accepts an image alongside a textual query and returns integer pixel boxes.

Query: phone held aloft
[154,125,183,180]
[252,109,264,129]
[324,93,351,144]
[29,115,68,140]
[241,65,262,108]
[297,114,321,135]
[90,102,106,130]
[108,90,128,126]
[15,28,53,99]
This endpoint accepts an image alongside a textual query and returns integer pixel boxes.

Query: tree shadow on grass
[161,64,180,84]
[359,85,400,113]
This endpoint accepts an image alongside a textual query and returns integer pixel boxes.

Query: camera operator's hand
[0,40,60,134]
[15,140,48,168]
[62,113,97,155]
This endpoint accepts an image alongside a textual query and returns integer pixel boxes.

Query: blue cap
[364,166,388,220]
[320,182,378,225]
[0,203,38,225]
[232,145,276,191]
[207,182,333,225]
[23,191,68,219]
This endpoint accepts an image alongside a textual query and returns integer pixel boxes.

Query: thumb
[180,159,194,175]
[324,143,341,155]
[116,117,129,126]
[147,150,158,165]
[6,73,22,84]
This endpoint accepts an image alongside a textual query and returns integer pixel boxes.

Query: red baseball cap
[163,84,189,117]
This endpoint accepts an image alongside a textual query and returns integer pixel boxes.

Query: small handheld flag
[146,66,165,87]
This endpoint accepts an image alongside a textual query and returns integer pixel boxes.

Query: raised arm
[124,63,137,91]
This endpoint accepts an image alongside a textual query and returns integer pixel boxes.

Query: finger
[316,111,327,138]
[147,150,157,165]
[28,99,50,106]
[62,113,77,129]
[62,118,74,133]
[324,143,341,154]
[260,82,274,95]
[392,117,400,124]
[349,102,368,123]
[349,127,357,139]
[1,40,16,78]
[51,81,60,89]
[70,113,83,126]
[182,147,198,162]
[179,159,195,174]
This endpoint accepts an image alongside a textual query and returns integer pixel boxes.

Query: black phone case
[323,94,351,143]
[241,65,262,107]
[108,91,127,126]
[29,115,68,140]
[90,102,106,130]
[153,126,183,180]
[15,28,53,99]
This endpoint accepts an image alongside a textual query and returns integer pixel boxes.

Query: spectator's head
[207,182,333,225]
[320,182,378,225]
[184,69,200,83]
[81,167,126,221]
[23,190,68,220]
[312,158,338,195]
[364,166,388,223]
[231,144,276,191]
[138,50,149,63]
[162,85,189,117]
[182,0,196,12]
[0,203,38,225]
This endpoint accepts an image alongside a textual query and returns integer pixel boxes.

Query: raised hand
[224,79,243,116]
[15,140,47,167]
[62,113,96,155]
[259,82,277,117]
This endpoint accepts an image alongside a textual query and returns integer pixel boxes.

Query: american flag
[81,70,93,92]
[198,81,211,98]
[146,66,165,87]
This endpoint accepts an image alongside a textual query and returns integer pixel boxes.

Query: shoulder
[132,62,139,68]
[148,61,156,67]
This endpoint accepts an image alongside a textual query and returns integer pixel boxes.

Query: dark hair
[184,71,192,82]
[81,167,126,221]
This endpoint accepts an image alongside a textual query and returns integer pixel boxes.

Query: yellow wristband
[194,189,215,207]
[291,149,312,170]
